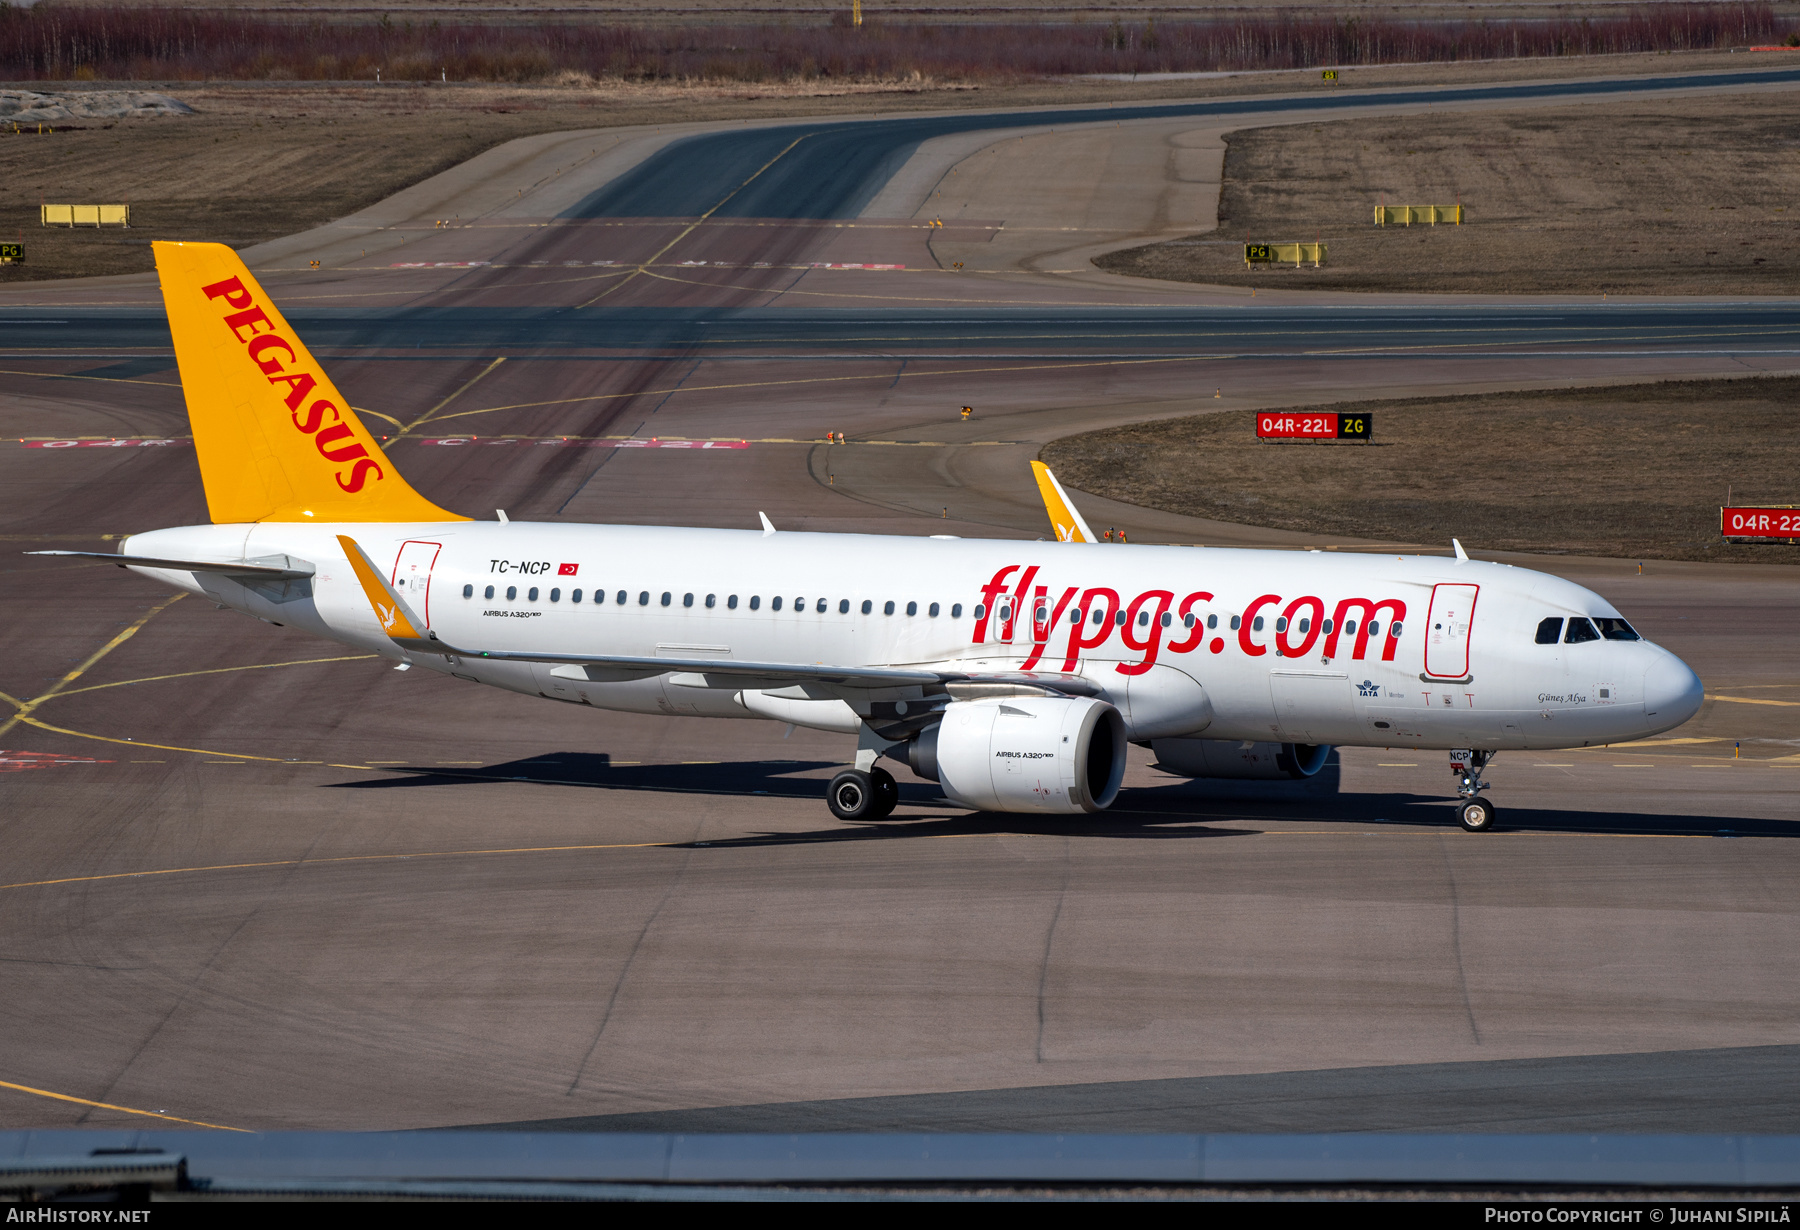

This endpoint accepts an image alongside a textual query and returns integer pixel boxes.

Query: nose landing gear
[1450,749,1498,832]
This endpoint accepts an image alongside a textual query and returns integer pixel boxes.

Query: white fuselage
[121,520,1705,751]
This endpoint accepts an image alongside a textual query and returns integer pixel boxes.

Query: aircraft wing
[28,549,315,579]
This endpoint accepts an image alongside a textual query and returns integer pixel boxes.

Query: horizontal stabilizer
[28,550,315,579]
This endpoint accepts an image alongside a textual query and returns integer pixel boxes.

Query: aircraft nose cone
[1644,652,1703,727]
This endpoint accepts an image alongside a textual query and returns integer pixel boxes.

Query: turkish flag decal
[558,563,579,576]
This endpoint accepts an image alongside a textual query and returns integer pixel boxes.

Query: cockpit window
[1564,617,1601,644]
[1535,617,1563,645]
[1594,617,1640,641]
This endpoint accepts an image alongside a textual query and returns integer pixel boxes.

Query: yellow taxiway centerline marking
[3,819,1786,898]
[16,715,372,769]
[0,593,186,741]
[48,654,378,700]
[386,355,507,448]
[0,840,679,891]
[1708,694,1800,707]
[0,1078,248,1132]
[578,133,811,310]
[437,353,1218,424]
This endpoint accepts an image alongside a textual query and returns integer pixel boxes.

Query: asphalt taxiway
[2,67,1797,1134]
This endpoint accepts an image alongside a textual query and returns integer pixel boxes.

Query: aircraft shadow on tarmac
[326,753,1789,842]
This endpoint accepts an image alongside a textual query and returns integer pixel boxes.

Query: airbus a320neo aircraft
[37,243,1705,831]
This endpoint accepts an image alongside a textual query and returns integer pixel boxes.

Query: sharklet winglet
[1030,461,1097,544]
[337,535,433,648]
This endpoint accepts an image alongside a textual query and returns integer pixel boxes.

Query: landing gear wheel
[827,769,880,822]
[1458,796,1498,833]
[869,766,899,819]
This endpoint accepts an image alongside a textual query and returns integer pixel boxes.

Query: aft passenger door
[391,540,442,626]
[1424,583,1479,680]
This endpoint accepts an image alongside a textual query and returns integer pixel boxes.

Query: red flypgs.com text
[972,566,1406,675]
[199,275,386,495]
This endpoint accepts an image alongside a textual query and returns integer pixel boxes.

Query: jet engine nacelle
[909,695,1126,814]
[1150,738,1331,780]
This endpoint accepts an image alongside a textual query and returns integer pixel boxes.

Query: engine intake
[1150,738,1331,780]
[910,696,1126,814]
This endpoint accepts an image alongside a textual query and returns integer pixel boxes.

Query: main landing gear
[826,766,899,822]
[1450,749,1498,833]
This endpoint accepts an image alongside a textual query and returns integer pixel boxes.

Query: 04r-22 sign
[1722,506,1800,541]
[1256,412,1372,440]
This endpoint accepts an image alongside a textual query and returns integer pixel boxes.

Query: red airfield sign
[1722,507,1800,542]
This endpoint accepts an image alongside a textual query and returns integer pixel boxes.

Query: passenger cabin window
[637,591,649,606]
[528,587,539,601]
[861,600,873,615]
[484,585,495,600]
[728,595,738,609]
[951,604,963,618]
[661,592,672,607]
[617,591,627,605]
[840,599,850,614]
[572,589,583,603]
[1595,617,1640,641]
[1565,618,1601,644]
[817,599,827,614]
[772,597,783,612]
[550,588,561,602]
[1535,617,1564,644]
[883,601,895,616]
[506,586,517,601]
[1206,614,1218,629]
[705,594,716,608]
[906,601,917,616]
[463,584,473,599]
[929,602,940,617]
[683,593,694,608]
[973,604,985,619]
[749,596,761,611]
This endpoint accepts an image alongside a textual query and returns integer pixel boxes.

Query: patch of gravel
[0,89,196,122]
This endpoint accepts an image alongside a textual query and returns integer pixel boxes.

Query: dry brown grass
[0,50,1786,283]
[1098,91,1800,295]
[1039,377,1800,563]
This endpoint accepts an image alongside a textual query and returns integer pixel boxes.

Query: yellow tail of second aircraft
[154,241,465,525]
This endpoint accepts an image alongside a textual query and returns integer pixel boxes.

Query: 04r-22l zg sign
[1256,412,1372,440]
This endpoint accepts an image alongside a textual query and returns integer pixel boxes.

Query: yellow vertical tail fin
[1030,461,1097,543]
[154,241,465,524]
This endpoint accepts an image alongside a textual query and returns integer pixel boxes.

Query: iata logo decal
[1358,679,1381,697]
[199,275,386,495]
